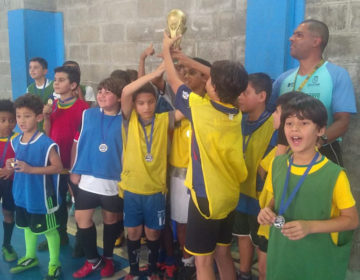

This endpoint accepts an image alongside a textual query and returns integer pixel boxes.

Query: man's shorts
[123,191,166,230]
[0,179,15,211]
[15,206,58,234]
[170,175,190,224]
[75,187,123,213]
[185,197,235,255]
[233,211,266,250]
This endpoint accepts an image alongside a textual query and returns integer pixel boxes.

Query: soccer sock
[45,229,60,267]
[3,221,15,247]
[78,224,99,261]
[24,228,37,259]
[127,238,140,275]
[147,239,160,273]
[103,223,118,258]
[117,220,124,237]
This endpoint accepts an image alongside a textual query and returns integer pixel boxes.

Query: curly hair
[14,94,43,115]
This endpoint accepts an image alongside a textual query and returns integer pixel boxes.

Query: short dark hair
[248,73,272,104]
[126,69,138,82]
[63,60,81,74]
[0,99,15,116]
[14,94,43,115]
[110,70,131,84]
[302,19,329,51]
[54,66,80,88]
[97,77,128,98]
[192,57,212,68]
[281,92,327,129]
[30,57,48,69]
[210,60,248,105]
[132,83,157,102]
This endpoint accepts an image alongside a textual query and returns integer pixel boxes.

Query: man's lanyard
[292,59,325,92]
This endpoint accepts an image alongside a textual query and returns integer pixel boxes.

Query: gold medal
[47,99,53,105]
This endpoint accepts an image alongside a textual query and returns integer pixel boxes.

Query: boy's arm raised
[121,63,165,120]
[162,32,183,94]
[172,50,210,78]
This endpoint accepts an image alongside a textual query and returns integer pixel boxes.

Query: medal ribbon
[278,152,319,216]
[0,134,12,167]
[100,110,119,146]
[242,134,252,154]
[292,59,325,92]
[15,130,39,161]
[139,116,155,157]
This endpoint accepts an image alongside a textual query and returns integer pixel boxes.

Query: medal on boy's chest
[145,153,153,162]
[140,116,155,163]
[99,143,108,153]
[274,152,319,229]
[99,110,119,153]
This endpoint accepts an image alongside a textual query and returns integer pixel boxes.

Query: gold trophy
[166,9,187,49]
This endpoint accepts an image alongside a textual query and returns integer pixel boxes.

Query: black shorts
[0,179,15,211]
[15,206,58,234]
[185,197,235,255]
[232,211,261,246]
[75,187,123,213]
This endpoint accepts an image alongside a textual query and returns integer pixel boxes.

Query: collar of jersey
[286,154,327,175]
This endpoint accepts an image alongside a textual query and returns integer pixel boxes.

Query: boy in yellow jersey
[168,54,211,279]
[120,63,183,280]
[256,92,303,280]
[258,94,358,280]
[163,33,248,280]
[232,73,274,280]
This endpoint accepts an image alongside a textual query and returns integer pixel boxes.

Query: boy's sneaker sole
[10,257,39,274]
[2,245,18,262]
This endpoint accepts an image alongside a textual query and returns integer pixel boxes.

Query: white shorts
[170,175,190,224]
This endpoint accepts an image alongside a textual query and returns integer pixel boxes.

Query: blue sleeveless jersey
[11,133,60,214]
[71,108,123,180]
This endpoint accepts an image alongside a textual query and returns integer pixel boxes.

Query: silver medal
[99,143,108,152]
[145,153,153,162]
[273,215,285,229]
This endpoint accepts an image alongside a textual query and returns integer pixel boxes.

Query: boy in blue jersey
[71,77,126,279]
[6,94,63,280]
[0,100,18,262]
[233,73,274,280]
[163,33,248,280]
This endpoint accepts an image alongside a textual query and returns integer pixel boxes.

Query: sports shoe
[146,272,161,280]
[2,245,18,262]
[163,264,177,279]
[44,264,61,280]
[73,258,104,278]
[124,274,140,280]
[100,257,114,277]
[10,256,39,274]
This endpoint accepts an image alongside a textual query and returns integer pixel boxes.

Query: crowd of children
[0,23,358,280]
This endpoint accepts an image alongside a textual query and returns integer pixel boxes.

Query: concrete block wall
[56,0,247,89]
[305,0,360,272]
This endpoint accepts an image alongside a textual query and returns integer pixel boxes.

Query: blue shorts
[123,191,166,230]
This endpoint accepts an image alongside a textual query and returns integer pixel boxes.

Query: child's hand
[13,160,32,173]
[281,220,311,240]
[171,49,188,66]
[163,31,181,51]
[0,167,14,179]
[258,207,276,225]
[70,173,81,185]
[43,104,52,117]
[5,158,15,171]
[154,62,165,77]
[142,43,155,58]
